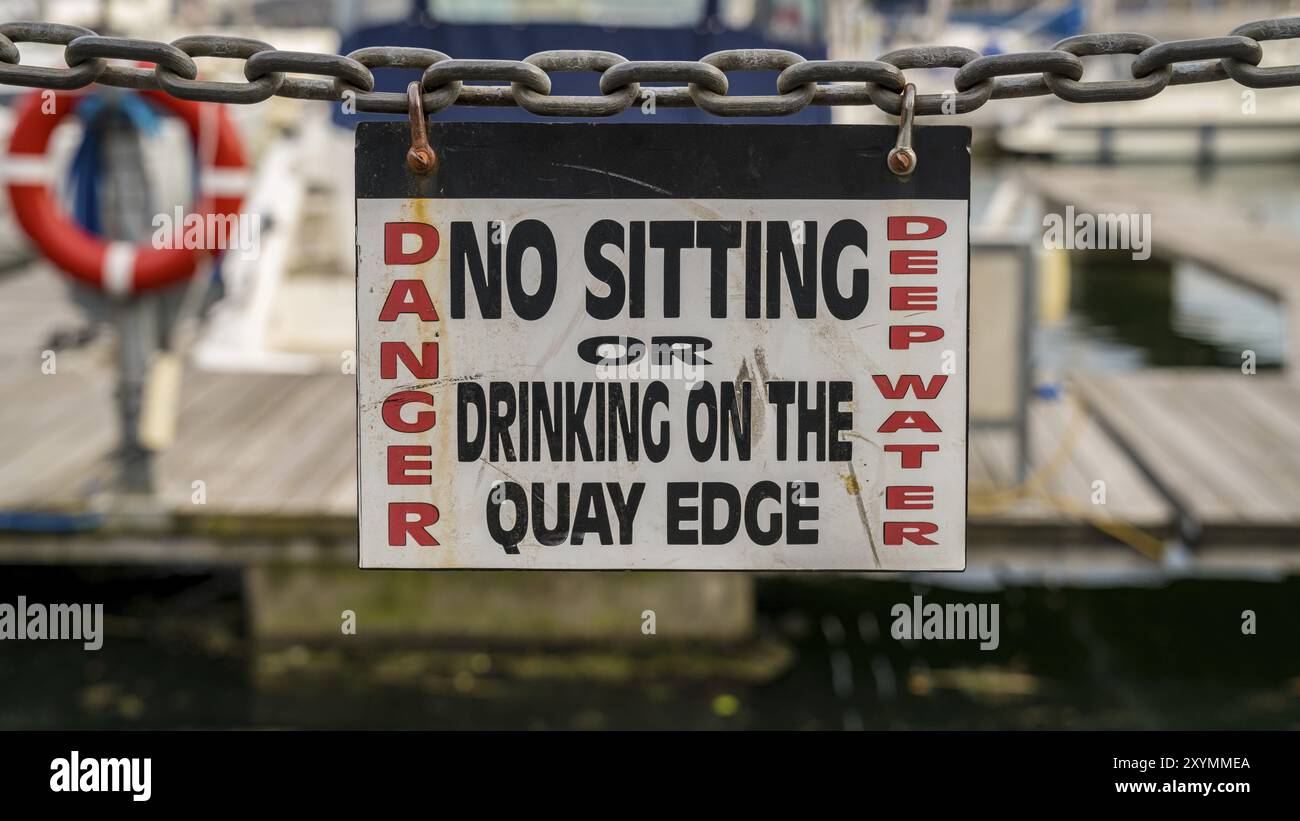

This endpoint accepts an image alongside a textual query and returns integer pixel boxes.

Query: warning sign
[356,123,969,570]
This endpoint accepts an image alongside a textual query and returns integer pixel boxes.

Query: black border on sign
[355,122,970,200]
[355,122,971,571]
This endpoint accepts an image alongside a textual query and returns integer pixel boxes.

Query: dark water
[1051,256,1285,371]
[1,567,1295,729]
[973,160,1294,373]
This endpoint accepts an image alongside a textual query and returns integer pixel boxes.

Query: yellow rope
[969,389,1166,561]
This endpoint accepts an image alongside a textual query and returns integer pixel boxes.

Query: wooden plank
[0,371,115,509]
[175,368,245,418]
[968,425,1061,525]
[968,427,1010,489]
[274,379,357,513]
[213,375,345,512]
[1249,378,1300,440]
[1137,370,1300,520]
[1077,373,1241,521]
[1129,371,1277,518]
[980,427,1023,490]
[1071,408,1164,520]
[18,405,117,507]
[1024,397,1166,527]
[967,396,1171,533]
[159,375,306,510]
[1078,370,1300,535]
[1028,399,1094,500]
[172,376,310,497]
[1040,396,1168,525]
[215,375,349,513]
[287,436,357,516]
[323,466,358,517]
[174,371,278,438]
[0,373,51,432]
[1127,371,1270,519]
[0,267,86,351]
[1172,373,1300,521]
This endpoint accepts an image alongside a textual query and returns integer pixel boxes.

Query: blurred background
[0,0,1298,729]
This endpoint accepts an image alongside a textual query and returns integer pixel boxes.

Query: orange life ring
[5,87,248,295]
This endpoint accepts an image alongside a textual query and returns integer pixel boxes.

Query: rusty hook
[406,81,437,176]
[887,83,917,179]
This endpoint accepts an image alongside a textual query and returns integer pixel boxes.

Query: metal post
[113,296,156,492]
[97,93,159,493]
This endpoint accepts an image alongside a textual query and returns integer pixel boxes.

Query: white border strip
[102,242,136,297]
[0,156,54,185]
[201,167,251,197]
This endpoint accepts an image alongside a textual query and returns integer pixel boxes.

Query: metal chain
[1,18,1299,117]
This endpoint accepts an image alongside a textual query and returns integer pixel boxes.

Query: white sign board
[356,123,969,570]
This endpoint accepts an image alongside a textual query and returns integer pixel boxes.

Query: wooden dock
[0,265,358,546]
[0,367,357,526]
[0,260,1178,559]
[1020,164,1300,371]
[0,361,1168,544]
[1,264,1296,568]
[1076,369,1300,545]
[968,394,1173,549]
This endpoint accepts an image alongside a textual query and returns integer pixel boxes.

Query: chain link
[1226,17,1300,87]
[870,46,994,115]
[339,47,451,113]
[0,18,1297,116]
[1043,33,1172,102]
[0,22,102,89]
[64,35,197,90]
[158,35,282,103]
[690,50,815,116]
[514,50,637,116]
